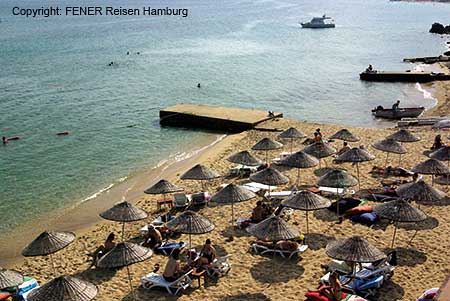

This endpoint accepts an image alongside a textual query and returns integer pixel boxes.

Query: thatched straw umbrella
[326,236,386,275]
[329,129,360,142]
[247,216,299,242]
[372,138,406,167]
[211,184,256,224]
[249,167,289,197]
[165,211,215,247]
[387,129,421,165]
[317,169,357,216]
[374,199,427,248]
[28,275,98,301]
[22,231,75,276]
[227,150,263,167]
[97,242,152,301]
[180,164,221,191]
[144,179,183,205]
[100,201,148,241]
[396,179,446,206]
[279,150,319,186]
[430,146,450,189]
[411,159,450,186]
[335,147,375,190]
[303,141,336,168]
[278,127,306,153]
[0,269,23,290]
[281,191,331,234]
[251,138,283,163]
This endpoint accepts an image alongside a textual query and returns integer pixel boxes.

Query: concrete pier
[160,104,283,132]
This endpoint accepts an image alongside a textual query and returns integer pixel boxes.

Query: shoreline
[0,132,234,266]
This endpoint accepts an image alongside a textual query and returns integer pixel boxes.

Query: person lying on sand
[253,239,299,252]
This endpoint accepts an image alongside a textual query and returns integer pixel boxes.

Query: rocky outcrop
[430,22,450,34]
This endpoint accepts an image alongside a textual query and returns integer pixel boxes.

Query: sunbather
[199,239,216,265]
[431,134,445,150]
[163,249,182,282]
[251,201,265,223]
[89,233,116,266]
[143,225,163,249]
[335,142,350,157]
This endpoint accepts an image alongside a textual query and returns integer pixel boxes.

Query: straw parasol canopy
[282,191,331,234]
[329,129,360,142]
[28,275,98,301]
[100,201,148,240]
[249,167,289,187]
[97,242,152,300]
[303,141,336,168]
[227,150,263,167]
[430,146,450,162]
[165,210,215,247]
[251,138,283,163]
[326,236,386,263]
[396,179,446,205]
[22,231,76,276]
[279,151,319,185]
[0,269,24,290]
[316,169,358,188]
[278,127,306,152]
[144,179,183,195]
[374,199,427,247]
[387,129,421,143]
[411,159,450,185]
[335,147,375,190]
[180,164,221,190]
[247,216,299,241]
[211,184,256,224]
[372,138,407,167]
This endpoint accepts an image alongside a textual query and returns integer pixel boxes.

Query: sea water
[1,0,450,234]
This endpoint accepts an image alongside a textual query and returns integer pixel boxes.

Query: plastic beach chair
[251,243,308,259]
[155,241,187,256]
[141,270,193,295]
[174,193,191,208]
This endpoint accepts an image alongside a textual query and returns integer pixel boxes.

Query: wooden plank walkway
[160,104,283,132]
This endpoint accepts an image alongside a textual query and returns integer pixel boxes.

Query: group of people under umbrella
[3,126,450,300]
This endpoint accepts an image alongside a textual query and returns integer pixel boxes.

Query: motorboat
[301,15,335,28]
[372,106,425,119]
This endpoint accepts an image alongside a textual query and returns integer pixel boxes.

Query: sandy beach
[5,100,450,300]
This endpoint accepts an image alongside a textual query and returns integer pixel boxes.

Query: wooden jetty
[397,116,448,127]
[160,104,283,132]
[360,71,450,83]
[403,56,449,64]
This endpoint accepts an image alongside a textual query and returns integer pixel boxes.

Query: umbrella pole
[189,215,192,248]
[398,154,402,166]
[290,139,293,154]
[231,201,235,226]
[391,222,398,249]
[297,168,301,186]
[49,253,57,277]
[356,162,361,191]
[265,150,268,164]
[407,229,419,247]
[336,187,340,217]
[432,174,435,186]
[447,161,449,191]
[385,153,389,168]
[306,211,309,235]
[126,265,135,301]
[122,222,126,241]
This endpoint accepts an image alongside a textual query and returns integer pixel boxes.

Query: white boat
[301,15,335,28]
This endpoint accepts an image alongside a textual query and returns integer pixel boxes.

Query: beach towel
[350,212,379,226]
[345,205,373,216]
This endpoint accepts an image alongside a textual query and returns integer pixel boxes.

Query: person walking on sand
[392,100,400,117]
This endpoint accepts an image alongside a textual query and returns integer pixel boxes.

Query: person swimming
[197,83,201,88]
[2,137,7,145]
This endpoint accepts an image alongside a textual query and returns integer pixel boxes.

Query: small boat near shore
[372,106,425,119]
[300,15,335,28]
[360,70,450,83]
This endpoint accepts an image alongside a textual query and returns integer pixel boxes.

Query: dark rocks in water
[430,22,450,34]
[444,50,450,56]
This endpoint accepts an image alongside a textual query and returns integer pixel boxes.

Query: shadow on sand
[218,293,271,301]
[304,233,335,250]
[250,259,305,283]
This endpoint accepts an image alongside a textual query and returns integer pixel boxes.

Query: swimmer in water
[2,137,7,145]
[197,83,201,88]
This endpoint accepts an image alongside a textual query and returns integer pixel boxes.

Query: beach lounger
[251,243,308,259]
[319,187,355,195]
[174,193,191,208]
[272,151,292,165]
[141,270,193,295]
[154,241,187,256]
[205,255,232,277]
[190,192,211,207]
[229,164,258,177]
[264,190,296,198]
[243,182,277,193]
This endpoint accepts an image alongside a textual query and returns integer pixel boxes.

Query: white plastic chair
[174,193,191,208]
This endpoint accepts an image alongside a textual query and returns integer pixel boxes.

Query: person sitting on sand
[89,233,116,266]
[251,201,264,223]
[143,225,162,249]
[431,134,445,150]
[198,239,216,265]
[335,142,350,156]
[163,248,182,282]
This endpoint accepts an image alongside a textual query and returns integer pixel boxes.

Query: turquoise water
[1,0,450,233]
